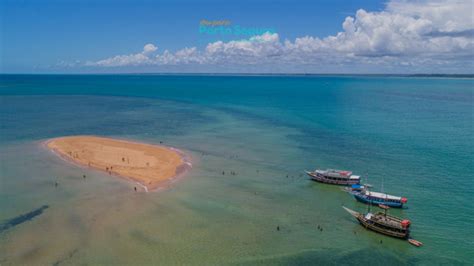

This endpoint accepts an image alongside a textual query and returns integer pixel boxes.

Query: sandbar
[45,136,190,191]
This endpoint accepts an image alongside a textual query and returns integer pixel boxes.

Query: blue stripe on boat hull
[353,194,403,208]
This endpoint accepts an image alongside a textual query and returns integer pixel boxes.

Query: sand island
[45,136,190,191]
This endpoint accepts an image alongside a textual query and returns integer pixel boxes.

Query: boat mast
[379,204,389,219]
[382,175,388,201]
[365,170,369,188]
[381,174,384,193]
[366,170,371,213]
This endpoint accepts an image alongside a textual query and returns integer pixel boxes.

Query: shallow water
[0,75,473,265]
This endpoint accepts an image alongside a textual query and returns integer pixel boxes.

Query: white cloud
[143,43,158,54]
[204,32,284,64]
[386,0,473,32]
[87,0,473,71]
[91,44,158,67]
[156,47,205,65]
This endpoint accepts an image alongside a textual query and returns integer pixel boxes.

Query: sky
[1,0,473,74]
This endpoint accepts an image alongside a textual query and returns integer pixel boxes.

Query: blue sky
[1,0,472,73]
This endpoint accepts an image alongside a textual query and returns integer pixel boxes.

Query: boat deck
[370,213,405,229]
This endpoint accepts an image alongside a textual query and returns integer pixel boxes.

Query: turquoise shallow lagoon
[0,75,472,265]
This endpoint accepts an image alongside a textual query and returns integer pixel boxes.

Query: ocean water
[0,74,472,265]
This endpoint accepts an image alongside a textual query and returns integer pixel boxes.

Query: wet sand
[45,136,190,191]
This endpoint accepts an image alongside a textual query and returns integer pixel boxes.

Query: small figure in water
[134,187,137,192]
[277,226,280,231]
[222,171,225,175]
[83,174,86,179]
[55,182,58,187]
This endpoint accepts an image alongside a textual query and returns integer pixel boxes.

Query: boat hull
[356,215,409,239]
[342,207,410,240]
[306,171,359,186]
[353,193,404,208]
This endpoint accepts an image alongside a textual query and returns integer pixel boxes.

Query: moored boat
[342,205,411,239]
[349,184,407,208]
[408,238,423,247]
[306,169,360,185]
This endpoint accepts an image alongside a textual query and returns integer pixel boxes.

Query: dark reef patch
[0,205,49,233]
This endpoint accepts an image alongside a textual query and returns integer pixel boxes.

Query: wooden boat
[306,169,360,185]
[342,205,411,239]
[349,184,407,208]
[408,238,423,247]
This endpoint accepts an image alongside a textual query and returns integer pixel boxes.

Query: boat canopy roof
[349,175,360,180]
[365,191,401,201]
[316,169,354,178]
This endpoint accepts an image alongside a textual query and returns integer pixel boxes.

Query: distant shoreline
[1,73,473,79]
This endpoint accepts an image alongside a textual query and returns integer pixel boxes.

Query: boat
[349,184,407,208]
[408,238,423,247]
[342,205,411,239]
[306,169,360,185]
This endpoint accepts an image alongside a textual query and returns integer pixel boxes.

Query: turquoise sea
[0,75,472,265]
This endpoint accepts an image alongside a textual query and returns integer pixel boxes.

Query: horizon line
[1,73,474,78]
